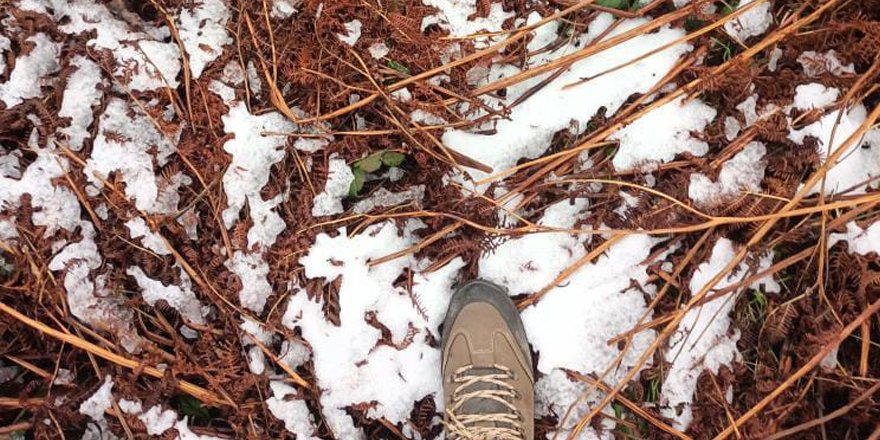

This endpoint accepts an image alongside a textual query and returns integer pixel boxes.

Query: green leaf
[172,395,210,424]
[595,0,628,10]
[357,154,383,173]
[386,59,410,75]
[381,151,406,167]
[348,167,366,198]
[721,0,740,15]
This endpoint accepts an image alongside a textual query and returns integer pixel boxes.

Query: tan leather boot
[441,280,534,440]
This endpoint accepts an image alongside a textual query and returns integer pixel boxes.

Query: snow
[220,102,292,244]
[723,0,773,42]
[789,104,880,195]
[792,83,839,110]
[352,185,425,214]
[279,339,311,369]
[176,418,224,440]
[480,198,591,294]
[612,96,717,171]
[518,233,664,377]
[689,142,767,208]
[266,381,319,439]
[126,218,170,255]
[311,155,354,217]
[117,399,219,439]
[441,13,694,186]
[421,0,514,46]
[829,222,880,256]
[534,370,614,440]
[526,11,559,53]
[118,398,143,415]
[128,266,209,325]
[240,316,274,374]
[19,0,182,91]
[177,0,231,78]
[58,56,103,150]
[368,42,390,59]
[220,102,295,312]
[272,0,299,18]
[226,251,273,314]
[660,239,778,430]
[798,50,855,78]
[2,131,139,352]
[0,33,60,108]
[79,375,114,421]
[283,221,464,438]
[337,19,362,47]
[480,192,669,437]
[494,230,668,437]
[140,406,178,436]
[85,98,182,214]
[2,133,83,235]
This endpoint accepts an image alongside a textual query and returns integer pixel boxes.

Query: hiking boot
[441,280,534,440]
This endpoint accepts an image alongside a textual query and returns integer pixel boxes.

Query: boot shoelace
[445,364,525,440]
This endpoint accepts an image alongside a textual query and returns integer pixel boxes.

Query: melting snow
[337,19,363,47]
[441,13,694,185]
[272,0,299,18]
[118,397,221,439]
[311,155,354,217]
[19,0,181,91]
[421,0,514,45]
[2,132,139,351]
[723,0,773,42]
[612,96,717,171]
[128,266,209,325]
[266,381,319,439]
[283,221,464,438]
[220,102,291,243]
[830,222,880,256]
[789,104,880,195]
[227,251,273,314]
[368,42,390,59]
[480,198,590,294]
[0,35,9,75]
[689,142,767,208]
[0,33,60,108]
[79,375,114,420]
[660,239,778,430]
[792,83,840,110]
[220,102,294,312]
[125,218,171,255]
[58,56,103,150]
[352,185,425,214]
[177,0,231,78]
[798,50,855,78]
[85,98,182,214]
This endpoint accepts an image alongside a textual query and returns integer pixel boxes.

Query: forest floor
[1,0,880,438]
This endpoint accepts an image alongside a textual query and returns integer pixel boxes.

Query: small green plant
[720,0,741,15]
[386,59,410,75]
[172,395,211,424]
[684,16,705,32]
[645,376,661,403]
[348,150,407,197]
[749,289,768,321]
[596,0,629,10]
[711,37,734,61]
